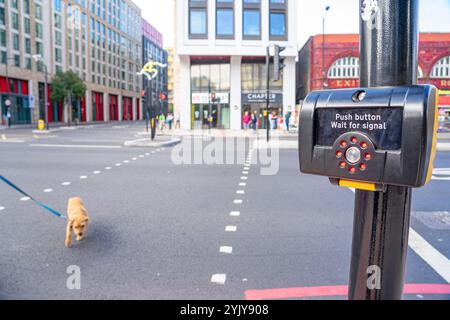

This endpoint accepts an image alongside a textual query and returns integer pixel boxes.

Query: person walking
[251,112,258,132]
[285,111,292,132]
[242,111,251,131]
[6,108,12,128]
[174,112,181,129]
[167,113,174,130]
[159,114,166,132]
[270,112,277,131]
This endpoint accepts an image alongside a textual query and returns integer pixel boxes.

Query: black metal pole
[266,46,270,142]
[44,64,49,131]
[349,0,419,300]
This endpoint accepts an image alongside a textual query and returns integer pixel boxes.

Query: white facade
[174,0,298,130]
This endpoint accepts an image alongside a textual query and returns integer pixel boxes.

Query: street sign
[29,95,35,108]
[299,85,438,190]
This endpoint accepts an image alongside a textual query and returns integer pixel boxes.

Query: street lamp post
[4,56,17,128]
[33,55,49,131]
[322,6,331,89]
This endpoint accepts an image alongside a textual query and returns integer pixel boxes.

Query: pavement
[0,122,449,300]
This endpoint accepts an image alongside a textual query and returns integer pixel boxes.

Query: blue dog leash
[0,175,66,219]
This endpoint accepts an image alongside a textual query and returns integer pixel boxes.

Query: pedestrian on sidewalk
[242,111,251,131]
[285,111,292,132]
[270,112,278,131]
[159,114,166,132]
[175,112,181,129]
[251,112,258,132]
[167,113,174,130]
[6,109,12,128]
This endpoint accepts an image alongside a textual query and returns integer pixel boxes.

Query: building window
[431,56,450,79]
[189,0,208,39]
[216,0,234,39]
[269,0,287,40]
[243,0,261,40]
[418,66,424,79]
[328,57,360,79]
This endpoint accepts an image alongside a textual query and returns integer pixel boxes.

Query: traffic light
[273,45,286,82]
[141,90,147,106]
[274,45,286,81]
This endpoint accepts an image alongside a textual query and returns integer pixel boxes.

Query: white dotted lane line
[115,163,122,167]
[211,274,227,285]
[0,206,5,211]
[20,197,31,202]
[62,182,71,186]
[220,246,233,254]
[212,149,253,287]
[93,171,101,175]
[80,176,88,180]
[123,160,130,164]
[105,167,112,170]
[43,189,53,193]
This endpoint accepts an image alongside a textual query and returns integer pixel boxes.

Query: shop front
[190,62,231,129]
[191,92,230,129]
[92,91,104,122]
[0,77,31,125]
[241,61,283,129]
[123,96,133,121]
[241,92,283,129]
[109,94,119,121]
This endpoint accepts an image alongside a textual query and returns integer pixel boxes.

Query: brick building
[297,33,450,118]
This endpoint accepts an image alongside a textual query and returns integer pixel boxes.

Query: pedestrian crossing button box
[298,85,438,190]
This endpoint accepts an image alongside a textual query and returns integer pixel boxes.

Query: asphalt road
[0,123,449,300]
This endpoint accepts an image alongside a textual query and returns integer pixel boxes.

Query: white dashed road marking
[116,163,122,167]
[80,176,88,180]
[234,200,243,204]
[211,274,227,285]
[62,182,71,186]
[236,190,245,195]
[220,246,233,254]
[20,197,31,201]
[239,183,246,187]
[105,167,112,170]
[241,177,248,180]
[43,189,53,193]
[230,211,241,217]
[0,207,5,211]
[93,171,101,175]
[225,226,237,232]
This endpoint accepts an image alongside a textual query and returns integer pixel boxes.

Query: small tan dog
[65,197,90,248]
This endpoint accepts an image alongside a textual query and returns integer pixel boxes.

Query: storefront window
[190,63,231,129]
[241,63,283,91]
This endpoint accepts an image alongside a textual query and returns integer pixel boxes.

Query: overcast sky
[133,0,450,49]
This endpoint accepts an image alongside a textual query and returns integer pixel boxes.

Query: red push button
[340,141,348,148]
[360,142,368,149]
[339,161,347,168]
